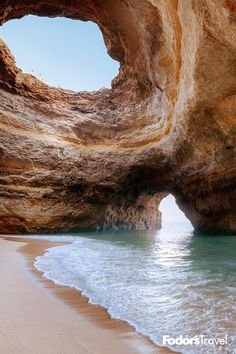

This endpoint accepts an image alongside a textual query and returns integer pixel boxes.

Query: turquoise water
[32,222,236,353]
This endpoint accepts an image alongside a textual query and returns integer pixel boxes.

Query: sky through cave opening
[159,194,192,226]
[0,15,119,92]
[0,15,193,229]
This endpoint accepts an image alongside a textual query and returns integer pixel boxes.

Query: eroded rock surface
[0,0,235,234]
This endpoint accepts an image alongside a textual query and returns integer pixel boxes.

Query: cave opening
[0,15,119,92]
[159,194,192,228]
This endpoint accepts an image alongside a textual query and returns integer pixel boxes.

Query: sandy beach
[0,237,171,354]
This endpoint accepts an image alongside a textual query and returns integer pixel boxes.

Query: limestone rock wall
[0,0,235,234]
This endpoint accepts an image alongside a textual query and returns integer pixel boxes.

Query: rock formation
[0,0,235,234]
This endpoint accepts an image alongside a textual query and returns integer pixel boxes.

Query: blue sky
[0,16,119,91]
[0,15,188,222]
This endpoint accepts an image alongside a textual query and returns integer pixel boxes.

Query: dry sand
[0,238,172,354]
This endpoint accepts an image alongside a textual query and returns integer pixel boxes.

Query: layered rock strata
[0,0,235,234]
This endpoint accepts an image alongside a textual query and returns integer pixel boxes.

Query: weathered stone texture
[0,0,235,234]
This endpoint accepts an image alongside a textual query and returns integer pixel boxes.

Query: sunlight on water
[31,222,236,354]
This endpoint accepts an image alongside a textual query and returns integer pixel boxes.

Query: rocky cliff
[0,0,235,234]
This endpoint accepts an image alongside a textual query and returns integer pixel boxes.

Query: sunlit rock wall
[0,0,235,234]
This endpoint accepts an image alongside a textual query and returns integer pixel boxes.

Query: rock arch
[0,0,235,234]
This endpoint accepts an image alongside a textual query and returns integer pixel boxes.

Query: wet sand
[0,237,173,354]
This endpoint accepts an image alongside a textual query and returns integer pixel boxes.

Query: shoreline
[1,236,173,354]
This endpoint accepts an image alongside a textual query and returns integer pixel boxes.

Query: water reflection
[28,222,236,353]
